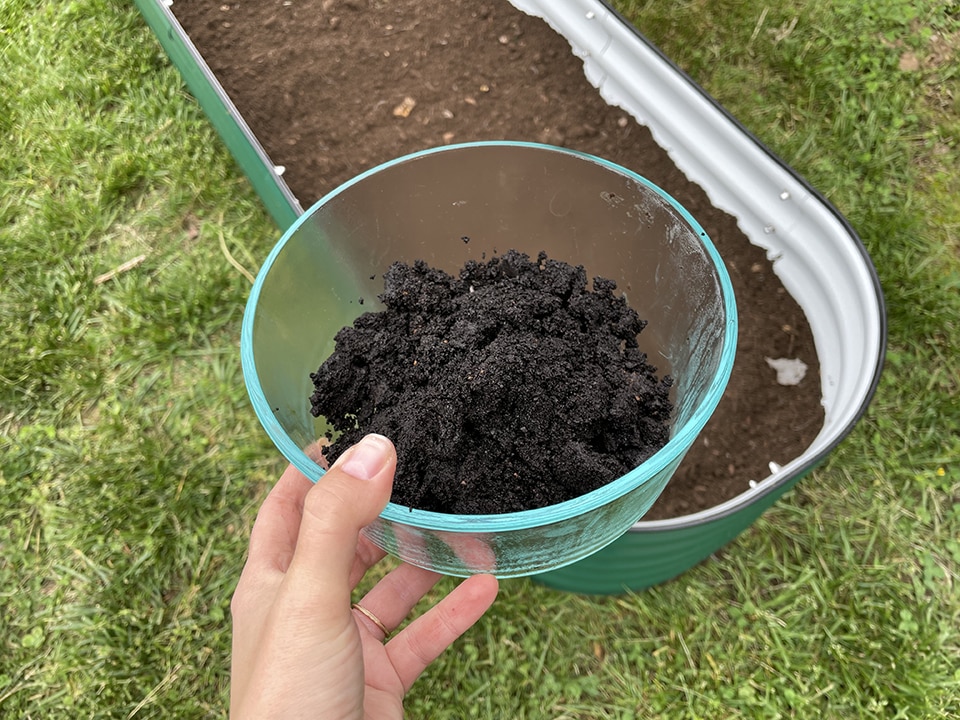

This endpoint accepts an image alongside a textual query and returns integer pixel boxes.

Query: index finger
[244,461,389,587]
[244,461,313,578]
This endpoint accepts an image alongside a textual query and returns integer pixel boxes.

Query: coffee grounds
[309,250,673,514]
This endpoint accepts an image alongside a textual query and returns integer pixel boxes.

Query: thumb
[284,434,396,609]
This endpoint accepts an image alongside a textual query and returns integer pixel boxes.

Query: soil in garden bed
[173,0,824,519]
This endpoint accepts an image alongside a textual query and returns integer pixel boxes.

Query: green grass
[1,0,958,717]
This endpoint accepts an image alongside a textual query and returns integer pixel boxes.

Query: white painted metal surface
[510,0,885,525]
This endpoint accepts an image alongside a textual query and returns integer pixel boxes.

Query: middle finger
[353,562,442,639]
[348,533,388,589]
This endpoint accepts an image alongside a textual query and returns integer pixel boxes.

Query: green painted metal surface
[133,0,301,231]
[534,470,813,594]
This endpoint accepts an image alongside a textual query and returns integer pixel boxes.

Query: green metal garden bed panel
[133,0,301,230]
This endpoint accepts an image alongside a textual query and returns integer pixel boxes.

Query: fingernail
[336,434,393,481]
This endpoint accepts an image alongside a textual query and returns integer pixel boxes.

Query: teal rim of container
[241,140,738,534]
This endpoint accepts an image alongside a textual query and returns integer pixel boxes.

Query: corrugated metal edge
[133,0,303,230]
[508,0,887,532]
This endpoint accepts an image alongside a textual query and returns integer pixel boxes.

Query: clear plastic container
[241,142,737,577]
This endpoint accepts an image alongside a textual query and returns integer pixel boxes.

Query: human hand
[230,434,499,719]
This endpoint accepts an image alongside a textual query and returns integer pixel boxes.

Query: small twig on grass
[94,254,148,285]
[217,216,256,284]
[750,7,768,45]
[143,117,174,144]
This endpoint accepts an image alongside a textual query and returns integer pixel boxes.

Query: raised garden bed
[136,0,885,591]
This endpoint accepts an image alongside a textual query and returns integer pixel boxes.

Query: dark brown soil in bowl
[173,0,824,519]
[310,250,674,514]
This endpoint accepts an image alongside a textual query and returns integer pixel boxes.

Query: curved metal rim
[597,3,889,532]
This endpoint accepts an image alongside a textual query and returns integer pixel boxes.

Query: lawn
[1,0,958,718]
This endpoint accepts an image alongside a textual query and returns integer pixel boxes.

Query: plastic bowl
[241,142,737,577]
